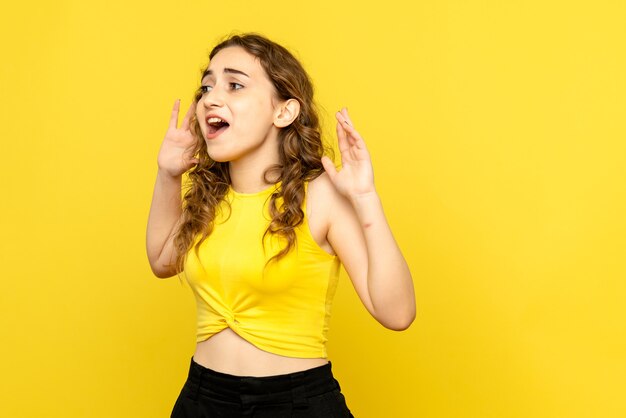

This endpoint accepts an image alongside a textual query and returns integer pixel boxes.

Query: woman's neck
[226,130,281,193]
[228,155,280,194]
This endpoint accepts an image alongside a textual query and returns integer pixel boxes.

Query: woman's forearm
[146,169,183,276]
[350,191,416,330]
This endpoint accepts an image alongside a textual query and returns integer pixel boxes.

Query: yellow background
[2,1,625,417]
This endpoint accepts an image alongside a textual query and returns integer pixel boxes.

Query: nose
[202,85,225,108]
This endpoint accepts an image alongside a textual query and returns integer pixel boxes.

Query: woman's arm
[321,108,416,330]
[146,171,183,278]
[146,100,199,278]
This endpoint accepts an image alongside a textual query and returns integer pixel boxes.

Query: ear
[273,98,301,128]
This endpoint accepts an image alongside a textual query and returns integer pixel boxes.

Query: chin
[209,156,232,163]
[206,152,231,163]
[203,142,228,163]
[205,148,236,163]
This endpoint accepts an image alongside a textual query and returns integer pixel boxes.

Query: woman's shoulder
[303,172,341,254]
[305,172,348,221]
[306,172,340,203]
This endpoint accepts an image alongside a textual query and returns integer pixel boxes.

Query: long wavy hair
[171,33,330,278]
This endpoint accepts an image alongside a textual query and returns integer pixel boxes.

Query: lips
[205,115,230,139]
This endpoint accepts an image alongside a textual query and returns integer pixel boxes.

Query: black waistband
[184,356,340,406]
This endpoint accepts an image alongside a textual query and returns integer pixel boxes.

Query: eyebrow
[202,67,250,80]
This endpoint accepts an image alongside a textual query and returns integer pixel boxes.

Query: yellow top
[183,181,341,358]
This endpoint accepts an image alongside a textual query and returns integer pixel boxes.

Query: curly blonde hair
[171,33,330,278]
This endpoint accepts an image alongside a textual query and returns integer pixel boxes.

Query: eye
[229,82,243,91]
[200,85,213,94]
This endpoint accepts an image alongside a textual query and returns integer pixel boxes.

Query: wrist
[349,189,379,207]
[157,167,183,183]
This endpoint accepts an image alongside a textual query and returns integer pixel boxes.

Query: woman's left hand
[321,108,376,200]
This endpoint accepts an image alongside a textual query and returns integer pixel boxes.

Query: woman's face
[196,46,281,165]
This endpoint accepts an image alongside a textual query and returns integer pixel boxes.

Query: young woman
[146,33,415,418]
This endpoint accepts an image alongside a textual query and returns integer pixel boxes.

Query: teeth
[207,117,224,124]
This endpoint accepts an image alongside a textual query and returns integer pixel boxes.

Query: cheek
[195,107,204,130]
[232,95,276,123]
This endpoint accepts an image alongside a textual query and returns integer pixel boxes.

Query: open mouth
[207,117,230,137]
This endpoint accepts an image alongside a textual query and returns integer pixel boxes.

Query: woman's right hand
[157,99,200,178]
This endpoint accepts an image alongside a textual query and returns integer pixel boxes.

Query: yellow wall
[2,1,625,417]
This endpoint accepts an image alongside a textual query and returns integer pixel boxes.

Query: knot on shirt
[225,312,240,327]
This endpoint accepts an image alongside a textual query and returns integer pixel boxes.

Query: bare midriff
[192,328,329,377]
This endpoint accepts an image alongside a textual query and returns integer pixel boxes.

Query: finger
[336,112,357,146]
[337,114,367,150]
[321,155,339,181]
[184,157,200,166]
[335,116,351,156]
[169,99,181,129]
[340,107,354,127]
[181,101,197,131]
